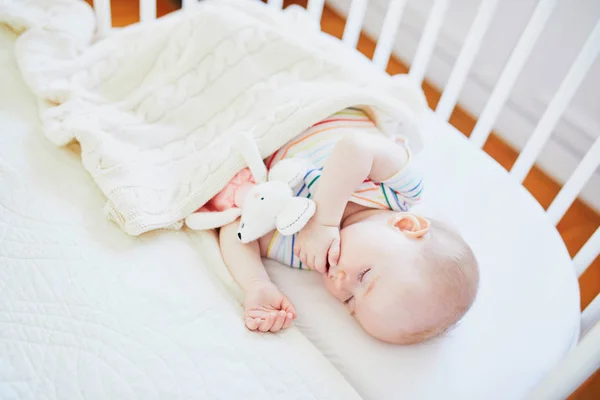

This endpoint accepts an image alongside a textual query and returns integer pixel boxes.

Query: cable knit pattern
[0,0,428,235]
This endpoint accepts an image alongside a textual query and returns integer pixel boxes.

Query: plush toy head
[184,131,316,243]
[235,157,315,243]
[236,179,314,243]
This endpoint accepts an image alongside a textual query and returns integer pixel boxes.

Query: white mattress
[0,22,581,399]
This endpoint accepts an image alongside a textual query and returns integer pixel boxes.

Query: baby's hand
[244,281,296,333]
[294,219,341,273]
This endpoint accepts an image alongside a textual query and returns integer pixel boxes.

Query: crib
[0,0,598,399]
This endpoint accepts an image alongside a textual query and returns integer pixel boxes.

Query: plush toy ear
[234,131,268,183]
[268,158,309,188]
[275,197,316,236]
[185,208,242,231]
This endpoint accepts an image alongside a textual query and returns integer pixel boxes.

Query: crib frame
[92,0,600,398]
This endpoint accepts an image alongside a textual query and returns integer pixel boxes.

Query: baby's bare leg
[220,220,296,332]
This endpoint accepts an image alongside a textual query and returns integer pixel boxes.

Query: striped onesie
[264,107,424,269]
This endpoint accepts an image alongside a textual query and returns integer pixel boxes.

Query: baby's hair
[399,219,479,344]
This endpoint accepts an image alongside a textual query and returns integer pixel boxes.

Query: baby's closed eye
[357,268,371,282]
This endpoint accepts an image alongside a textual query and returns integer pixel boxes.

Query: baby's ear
[275,197,316,236]
[389,212,430,239]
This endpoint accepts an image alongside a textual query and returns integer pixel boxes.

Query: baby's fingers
[293,244,299,257]
[328,238,341,267]
[314,249,328,273]
[294,234,307,257]
[280,297,296,319]
[299,249,308,267]
[246,317,262,331]
[270,310,287,332]
[282,313,294,330]
[258,313,275,332]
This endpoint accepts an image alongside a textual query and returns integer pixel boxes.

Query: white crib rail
[183,0,196,9]
[469,0,558,148]
[546,137,600,226]
[268,0,284,10]
[510,21,600,183]
[582,294,600,337]
[307,0,325,23]
[342,0,369,48]
[140,0,157,22]
[93,0,112,36]
[435,0,499,121]
[372,0,408,70]
[527,320,600,400]
[574,227,600,278]
[409,0,450,86]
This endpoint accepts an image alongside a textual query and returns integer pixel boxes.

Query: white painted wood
[510,21,600,183]
[573,227,600,278]
[268,0,284,10]
[527,321,600,400]
[409,0,450,86]
[307,0,325,23]
[140,0,157,22]
[469,0,558,148]
[372,0,408,70]
[547,137,600,225]
[435,0,500,121]
[342,0,369,48]
[93,0,112,36]
[582,294,600,338]
[183,0,196,9]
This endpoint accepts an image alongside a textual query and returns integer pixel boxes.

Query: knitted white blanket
[0,0,428,235]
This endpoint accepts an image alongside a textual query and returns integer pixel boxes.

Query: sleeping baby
[216,107,479,344]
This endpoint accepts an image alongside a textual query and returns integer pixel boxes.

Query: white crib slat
[140,0,157,22]
[511,21,600,182]
[342,0,369,48]
[469,0,558,148]
[546,137,600,225]
[183,0,196,9]
[267,0,284,10]
[409,0,450,85]
[582,294,600,338]
[573,227,600,278]
[527,320,600,400]
[435,0,499,121]
[372,0,408,70]
[93,0,112,36]
[307,0,325,23]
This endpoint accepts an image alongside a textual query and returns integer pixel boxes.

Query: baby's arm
[312,133,410,226]
[295,133,410,271]
[220,220,296,332]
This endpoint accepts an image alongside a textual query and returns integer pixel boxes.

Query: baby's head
[324,211,479,344]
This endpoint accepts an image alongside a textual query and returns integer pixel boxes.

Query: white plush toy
[185,132,316,244]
